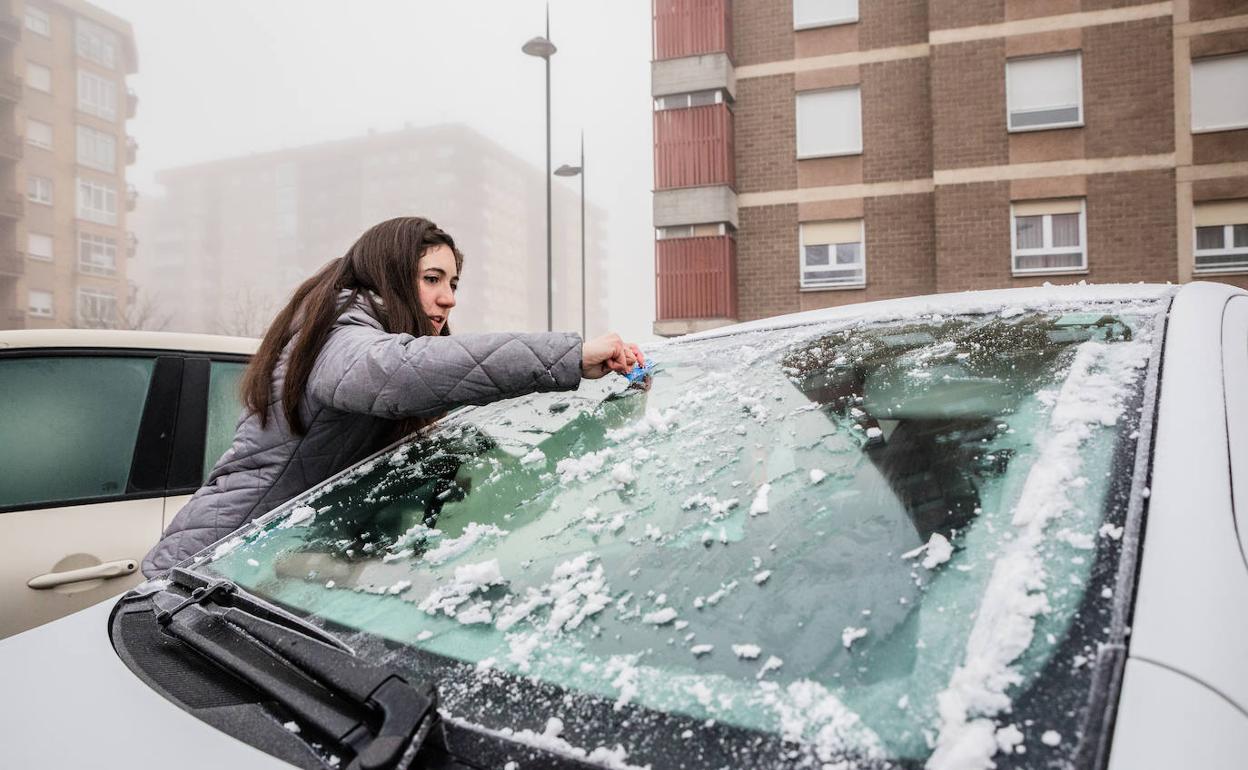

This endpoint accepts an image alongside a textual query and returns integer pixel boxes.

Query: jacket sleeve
[306,324,583,419]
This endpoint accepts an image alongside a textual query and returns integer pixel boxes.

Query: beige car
[0,329,256,638]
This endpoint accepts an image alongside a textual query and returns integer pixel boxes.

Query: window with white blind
[794,0,857,29]
[77,178,117,225]
[654,89,726,111]
[76,125,116,172]
[656,223,729,240]
[1011,199,1087,274]
[77,70,117,120]
[27,233,54,261]
[796,87,862,158]
[25,7,50,37]
[26,119,52,150]
[1006,53,1083,131]
[28,290,54,318]
[27,175,52,205]
[78,232,117,275]
[800,220,865,289]
[76,19,117,69]
[1194,199,1248,273]
[1192,54,1248,133]
[26,63,52,93]
[77,288,117,328]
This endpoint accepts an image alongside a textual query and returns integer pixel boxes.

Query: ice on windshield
[204,302,1160,769]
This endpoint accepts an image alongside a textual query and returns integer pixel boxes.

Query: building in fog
[0,0,137,330]
[651,0,1248,335]
[134,124,607,337]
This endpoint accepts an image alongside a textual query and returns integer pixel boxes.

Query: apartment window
[26,63,52,93]
[78,232,117,275]
[28,290,54,318]
[27,175,52,205]
[655,89,727,111]
[1006,52,1083,131]
[800,220,865,289]
[796,87,862,158]
[77,70,117,120]
[76,19,117,69]
[25,7,51,37]
[1011,199,1087,274]
[76,125,116,172]
[27,233,54,261]
[794,0,857,29]
[26,119,53,150]
[77,288,117,328]
[1194,200,1248,273]
[77,178,117,225]
[1192,54,1248,133]
[656,223,729,239]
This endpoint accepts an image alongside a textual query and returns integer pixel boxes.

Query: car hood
[0,598,286,769]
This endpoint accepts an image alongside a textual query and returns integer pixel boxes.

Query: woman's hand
[582,333,645,379]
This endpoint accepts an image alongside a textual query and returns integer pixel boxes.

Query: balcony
[2,307,25,329]
[0,190,21,219]
[654,103,734,190]
[0,248,21,278]
[125,184,138,211]
[0,10,19,45]
[656,234,737,329]
[126,231,138,259]
[0,130,21,161]
[126,88,138,119]
[653,0,732,61]
[0,75,19,103]
[126,136,138,165]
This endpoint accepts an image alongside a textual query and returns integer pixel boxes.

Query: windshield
[199,302,1161,768]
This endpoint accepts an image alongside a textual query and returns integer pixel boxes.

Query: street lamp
[522,9,557,332]
[555,132,585,340]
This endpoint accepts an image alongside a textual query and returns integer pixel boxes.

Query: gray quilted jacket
[142,295,582,576]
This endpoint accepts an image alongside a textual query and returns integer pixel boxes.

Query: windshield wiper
[153,567,442,770]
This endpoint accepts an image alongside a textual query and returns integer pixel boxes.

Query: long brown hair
[241,216,464,436]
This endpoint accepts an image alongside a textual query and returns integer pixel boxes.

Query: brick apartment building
[650,0,1248,336]
[0,0,137,330]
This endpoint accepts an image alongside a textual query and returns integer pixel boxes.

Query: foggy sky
[91,0,657,341]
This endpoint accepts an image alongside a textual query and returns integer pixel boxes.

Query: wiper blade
[154,568,441,770]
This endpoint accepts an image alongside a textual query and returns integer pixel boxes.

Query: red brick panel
[860,0,929,49]
[864,193,938,298]
[1082,0,1173,10]
[931,40,1009,170]
[1194,129,1248,165]
[653,0,733,61]
[655,235,739,319]
[863,57,933,183]
[1189,0,1246,21]
[1085,170,1177,283]
[934,181,1012,292]
[737,204,801,320]
[732,0,794,66]
[1084,18,1175,158]
[654,104,736,190]
[735,74,798,193]
[929,0,1004,31]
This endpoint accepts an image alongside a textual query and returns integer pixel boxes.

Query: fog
[93,0,656,341]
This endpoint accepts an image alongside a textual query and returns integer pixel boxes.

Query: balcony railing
[656,235,737,320]
[0,131,21,160]
[125,184,138,211]
[0,191,22,219]
[654,103,734,190]
[2,308,26,329]
[0,75,20,103]
[126,136,138,165]
[0,249,21,278]
[126,88,138,119]
[653,0,732,61]
[0,11,20,44]
[126,231,138,259]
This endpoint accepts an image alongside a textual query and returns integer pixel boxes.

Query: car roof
[680,282,1180,343]
[0,328,258,356]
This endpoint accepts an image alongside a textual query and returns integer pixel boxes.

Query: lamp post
[555,132,585,339]
[522,9,557,332]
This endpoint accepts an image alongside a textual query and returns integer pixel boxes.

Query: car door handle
[27,559,138,590]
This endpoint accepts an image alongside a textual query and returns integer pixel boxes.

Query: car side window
[203,361,247,479]
[0,356,155,509]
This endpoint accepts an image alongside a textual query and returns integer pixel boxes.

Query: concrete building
[135,124,607,338]
[0,0,137,330]
[650,0,1248,336]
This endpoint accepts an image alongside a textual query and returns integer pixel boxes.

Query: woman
[142,216,641,576]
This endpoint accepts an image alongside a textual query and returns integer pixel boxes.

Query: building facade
[134,124,607,338]
[0,0,137,330]
[651,0,1248,336]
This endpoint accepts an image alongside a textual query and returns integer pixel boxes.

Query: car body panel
[0,598,288,769]
[1127,282,1248,713]
[0,328,258,355]
[1108,658,1248,770]
[1223,297,1248,570]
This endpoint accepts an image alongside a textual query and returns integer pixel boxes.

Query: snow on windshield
[202,299,1162,769]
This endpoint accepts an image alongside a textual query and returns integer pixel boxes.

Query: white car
[2,283,1247,770]
[0,329,255,638]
